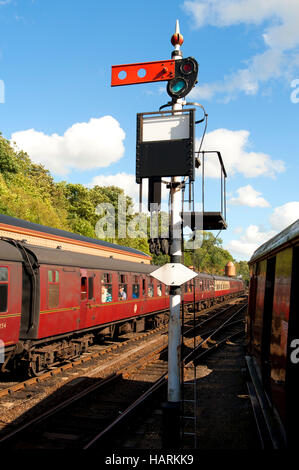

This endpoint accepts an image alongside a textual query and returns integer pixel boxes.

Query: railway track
[0,323,168,399]
[0,295,248,449]
[0,295,244,398]
[182,301,247,364]
[0,336,169,448]
[106,300,248,450]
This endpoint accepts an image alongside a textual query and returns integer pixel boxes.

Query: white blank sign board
[150,263,197,286]
[142,114,190,142]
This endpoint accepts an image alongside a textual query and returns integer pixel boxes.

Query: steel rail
[0,373,120,445]
[183,303,247,364]
[0,339,169,446]
[182,299,246,337]
[189,329,245,362]
[83,374,167,449]
[0,323,168,398]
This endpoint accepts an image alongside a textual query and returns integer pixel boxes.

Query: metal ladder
[181,286,198,448]
[180,178,198,448]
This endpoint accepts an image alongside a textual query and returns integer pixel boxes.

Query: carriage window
[88,277,94,300]
[142,279,146,296]
[119,274,127,284]
[102,273,112,303]
[157,283,162,296]
[165,286,169,296]
[118,283,127,300]
[0,267,8,313]
[0,267,8,282]
[147,282,154,297]
[132,276,140,299]
[118,274,127,300]
[102,273,111,283]
[81,277,87,301]
[48,269,59,308]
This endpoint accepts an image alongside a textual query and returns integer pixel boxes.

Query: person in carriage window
[119,286,127,301]
[132,286,139,298]
[101,282,112,303]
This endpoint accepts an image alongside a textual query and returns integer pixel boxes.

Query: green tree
[0,135,19,175]
[184,231,234,274]
[235,260,250,283]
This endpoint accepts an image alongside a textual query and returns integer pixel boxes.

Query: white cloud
[269,201,299,231]
[229,185,270,207]
[226,224,276,259]
[196,128,285,178]
[226,200,299,259]
[11,116,126,175]
[183,0,299,100]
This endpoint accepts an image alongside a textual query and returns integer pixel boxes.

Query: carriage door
[141,276,146,314]
[261,256,276,395]
[80,269,88,327]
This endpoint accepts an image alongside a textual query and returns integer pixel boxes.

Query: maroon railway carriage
[0,238,163,375]
[183,273,244,307]
[0,236,244,376]
[246,219,299,447]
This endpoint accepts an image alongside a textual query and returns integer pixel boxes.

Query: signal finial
[171,20,183,58]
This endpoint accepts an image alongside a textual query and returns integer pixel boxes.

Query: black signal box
[136,109,195,182]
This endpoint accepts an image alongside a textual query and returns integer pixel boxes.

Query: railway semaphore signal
[111,19,226,448]
[111,19,199,448]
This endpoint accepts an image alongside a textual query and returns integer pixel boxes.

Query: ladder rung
[183,399,196,403]
[183,416,196,420]
[184,432,196,436]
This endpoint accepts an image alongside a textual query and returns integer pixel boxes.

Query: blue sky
[0,0,298,260]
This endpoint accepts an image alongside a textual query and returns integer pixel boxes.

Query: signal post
[112,21,200,447]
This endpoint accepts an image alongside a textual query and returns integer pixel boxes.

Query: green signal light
[167,77,187,97]
[171,79,186,93]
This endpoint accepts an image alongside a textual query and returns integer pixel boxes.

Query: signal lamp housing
[167,57,198,99]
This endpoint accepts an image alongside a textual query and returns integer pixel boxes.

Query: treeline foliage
[183,232,249,281]
[0,134,249,280]
[183,231,234,274]
[0,134,149,254]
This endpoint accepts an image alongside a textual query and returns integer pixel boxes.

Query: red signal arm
[111,59,175,86]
